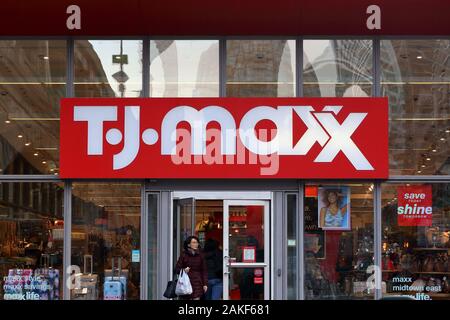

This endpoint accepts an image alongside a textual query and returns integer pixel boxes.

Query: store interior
[381,184,450,300]
[0,182,64,300]
[175,199,265,300]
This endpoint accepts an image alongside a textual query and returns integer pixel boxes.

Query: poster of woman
[318,187,351,230]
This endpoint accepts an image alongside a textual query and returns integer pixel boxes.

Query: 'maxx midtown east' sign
[60,98,388,178]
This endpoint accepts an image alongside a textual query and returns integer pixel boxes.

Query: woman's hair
[322,189,341,207]
[183,235,200,251]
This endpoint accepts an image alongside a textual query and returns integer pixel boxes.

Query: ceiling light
[25,142,31,146]
[17,135,23,138]
[42,161,46,164]
[43,56,49,60]
[426,157,431,161]
[33,153,38,156]
[417,170,422,173]
[432,149,437,152]
[440,137,446,141]
[4,120,10,124]
[446,129,450,133]
[53,173,58,175]
[421,164,426,168]
[50,169,54,172]
[416,55,423,59]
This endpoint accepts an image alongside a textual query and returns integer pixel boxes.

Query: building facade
[0,1,449,301]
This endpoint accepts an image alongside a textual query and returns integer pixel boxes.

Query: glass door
[223,200,270,300]
[173,198,195,262]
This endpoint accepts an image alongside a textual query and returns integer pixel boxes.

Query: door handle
[224,271,231,275]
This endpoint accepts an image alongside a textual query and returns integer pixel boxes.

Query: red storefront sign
[60,97,388,179]
[397,185,433,227]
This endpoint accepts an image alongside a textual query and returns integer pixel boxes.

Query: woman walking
[175,236,208,300]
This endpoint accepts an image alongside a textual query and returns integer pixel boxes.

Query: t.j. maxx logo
[60,98,388,179]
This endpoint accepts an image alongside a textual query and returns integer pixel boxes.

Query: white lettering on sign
[366,5,381,30]
[73,104,374,172]
[404,193,426,200]
[66,5,81,30]
[397,204,433,215]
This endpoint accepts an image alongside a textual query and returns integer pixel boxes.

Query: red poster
[397,185,433,227]
[60,98,388,179]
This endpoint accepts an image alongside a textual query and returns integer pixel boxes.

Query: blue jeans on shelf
[206,278,223,300]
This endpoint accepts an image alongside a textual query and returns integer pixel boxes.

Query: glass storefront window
[74,40,143,97]
[150,40,219,97]
[0,182,64,300]
[303,39,372,97]
[70,182,141,300]
[226,40,296,97]
[381,39,450,176]
[382,183,450,300]
[287,194,297,299]
[0,40,66,175]
[304,184,374,299]
[147,193,158,300]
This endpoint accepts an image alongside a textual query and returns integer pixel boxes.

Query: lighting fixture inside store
[17,135,23,138]
[416,55,423,59]
[417,170,422,173]
[25,142,31,146]
[441,137,446,141]
[42,161,46,164]
[4,120,10,124]
[33,152,38,156]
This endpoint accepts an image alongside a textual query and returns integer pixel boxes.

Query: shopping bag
[175,270,193,296]
[163,278,178,299]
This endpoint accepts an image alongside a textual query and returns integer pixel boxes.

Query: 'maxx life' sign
[60,98,388,178]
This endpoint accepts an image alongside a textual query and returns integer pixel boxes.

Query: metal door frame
[223,199,270,300]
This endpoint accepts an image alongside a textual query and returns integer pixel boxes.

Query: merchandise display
[382,185,450,300]
[0,218,63,300]
[104,257,127,300]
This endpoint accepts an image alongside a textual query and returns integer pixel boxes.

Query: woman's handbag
[175,269,193,296]
[163,276,178,299]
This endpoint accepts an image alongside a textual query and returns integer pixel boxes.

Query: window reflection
[226,40,295,97]
[381,40,450,175]
[0,40,66,174]
[303,40,372,97]
[74,40,143,97]
[150,40,219,97]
